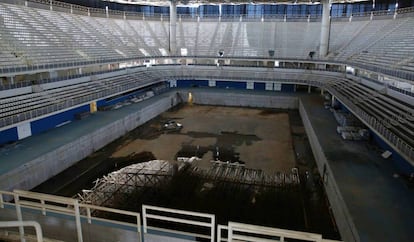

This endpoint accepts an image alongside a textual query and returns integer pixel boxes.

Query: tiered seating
[331,79,414,148]
[333,17,414,73]
[1,4,82,65]
[1,2,414,73]
[180,20,322,58]
[328,20,369,56]
[0,69,162,127]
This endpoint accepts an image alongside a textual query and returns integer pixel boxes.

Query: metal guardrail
[12,190,84,242]
[0,189,340,242]
[0,189,142,242]
[217,222,341,242]
[2,0,414,21]
[0,220,44,242]
[142,204,215,242]
[328,88,414,164]
[228,222,334,242]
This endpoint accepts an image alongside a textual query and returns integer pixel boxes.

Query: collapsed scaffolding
[77,160,176,207]
[193,161,300,187]
[77,159,301,207]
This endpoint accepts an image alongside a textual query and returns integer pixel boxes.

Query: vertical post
[228,223,233,242]
[137,215,142,242]
[319,0,331,58]
[169,0,177,55]
[142,206,147,233]
[86,208,91,224]
[41,200,46,215]
[49,0,52,11]
[331,95,335,107]
[13,194,25,242]
[73,200,83,242]
[105,6,109,18]
[210,215,215,242]
[394,1,399,19]
[0,193,4,208]
[308,85,311,93]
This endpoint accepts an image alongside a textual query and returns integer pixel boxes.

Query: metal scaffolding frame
[77,158,300,207]
[78,160,174,207]
[194,162,300,187]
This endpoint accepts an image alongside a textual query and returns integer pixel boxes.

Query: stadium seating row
[0,69,162,127]
[1,2,414,73]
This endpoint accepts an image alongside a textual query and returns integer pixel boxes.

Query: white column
[319,0,331,58]
[169,0,177,55]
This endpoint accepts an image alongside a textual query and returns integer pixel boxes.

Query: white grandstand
[0,0,414,241]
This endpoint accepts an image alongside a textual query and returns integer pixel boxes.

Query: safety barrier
[0,220,43,242]
[217,222,342,242]
[142,204,215,242]
[228,222,333,242]
[0,190,142,242]
[0,189,341,242]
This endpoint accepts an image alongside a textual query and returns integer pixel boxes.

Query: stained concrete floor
[112,105,295,173]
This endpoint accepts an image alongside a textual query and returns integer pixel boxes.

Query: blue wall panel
[216,81,246,89]
[0,127,18,145]
[96,99,106,107]
[176,80,209,88]
[254,82,266,90]
[281,84,295,92]
[370,131,414,176]
[31,105,90,135]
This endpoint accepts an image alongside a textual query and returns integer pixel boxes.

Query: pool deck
[0,89,413,242]
[301,95,414,242]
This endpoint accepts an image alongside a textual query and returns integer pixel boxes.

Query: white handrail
[142,204,215,242]
[0,221,43,242]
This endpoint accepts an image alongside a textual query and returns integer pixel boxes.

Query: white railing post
[40,200,46,215]
[86,207,92,224]
[0,193,4,208]
[13,194,25,242]
[0,221,43,242]
[210,215,215,242]
[142,206,147,233]
[228,223,233,242]
[73,200,83,242]
[137,215,142,242]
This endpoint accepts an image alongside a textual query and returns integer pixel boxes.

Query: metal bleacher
[1,2,414,71]
[0,69,161,127]
[338,17,414,72]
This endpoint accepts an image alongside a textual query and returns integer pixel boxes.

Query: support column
[331,95,335,107]
[9,76,15,85]
[169,0,177,55]
[308,85,311,93]
[319,0,331,58]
